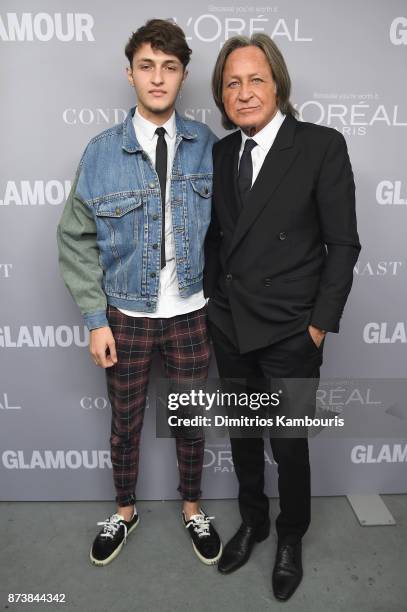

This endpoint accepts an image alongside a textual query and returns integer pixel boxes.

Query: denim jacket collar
[122,106,197,153]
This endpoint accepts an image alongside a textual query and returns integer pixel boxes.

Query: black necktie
[238,138,257,202]
[155,127,167,269]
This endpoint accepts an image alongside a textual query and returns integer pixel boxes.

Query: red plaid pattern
[105,304,210,506]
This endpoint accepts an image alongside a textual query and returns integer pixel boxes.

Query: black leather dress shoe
[272,540,303,601]
[218,520,270,574]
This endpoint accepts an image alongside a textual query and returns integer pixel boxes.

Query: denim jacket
[57,107,217,330]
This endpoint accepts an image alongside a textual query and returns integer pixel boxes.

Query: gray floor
[1,496,406,612]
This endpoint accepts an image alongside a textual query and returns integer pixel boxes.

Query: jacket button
[264,277,272,286]
[149,182,155,189]
[150,272,156,278]
[219,230,224,238]
[152,214,159,221]
[152,243,158,249]
[226,273,233,281]
[115,207,121,215]
[279,232,287,240]
[146,301,151,307]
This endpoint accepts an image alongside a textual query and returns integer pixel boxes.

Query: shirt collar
[240,108,285,152]
[133,106,176,140]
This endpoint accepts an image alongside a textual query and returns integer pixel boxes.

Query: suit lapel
[231,136,244,217]
[215,131,241,228]
[227,114,300,260]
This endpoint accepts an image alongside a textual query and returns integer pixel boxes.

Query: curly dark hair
[125,19,192,69]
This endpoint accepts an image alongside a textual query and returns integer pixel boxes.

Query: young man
[205,35,360,600]
[57,19,221,567]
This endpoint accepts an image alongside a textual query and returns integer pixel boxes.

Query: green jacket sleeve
[56,169,108,331]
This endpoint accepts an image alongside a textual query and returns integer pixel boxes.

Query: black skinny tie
[155,127,167,269]
[238,138,257,202]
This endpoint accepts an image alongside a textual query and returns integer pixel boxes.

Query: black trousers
[209,321,324,544]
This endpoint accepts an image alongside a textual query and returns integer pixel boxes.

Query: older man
[204,34,360,600]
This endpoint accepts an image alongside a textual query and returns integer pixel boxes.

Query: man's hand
[308,325,326,348]
[89,326,118,368]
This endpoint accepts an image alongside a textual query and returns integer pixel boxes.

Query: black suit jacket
[204,113,361,354]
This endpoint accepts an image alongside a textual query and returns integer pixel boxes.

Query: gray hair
[212,33,297,130]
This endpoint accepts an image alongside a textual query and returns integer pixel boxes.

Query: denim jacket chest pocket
[185,177,213,274]
[93,193,145,294]
[189,177,213,240]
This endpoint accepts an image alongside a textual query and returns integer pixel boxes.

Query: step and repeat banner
[1,0,407,501]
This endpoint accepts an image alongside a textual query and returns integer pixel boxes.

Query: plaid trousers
[105,304,210,507]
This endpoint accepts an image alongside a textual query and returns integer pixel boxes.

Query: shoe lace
[278,544,294,569]
[97,514,128,542]
[185,513,215,538]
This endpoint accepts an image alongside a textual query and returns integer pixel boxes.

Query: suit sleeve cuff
[310,306,341,333]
